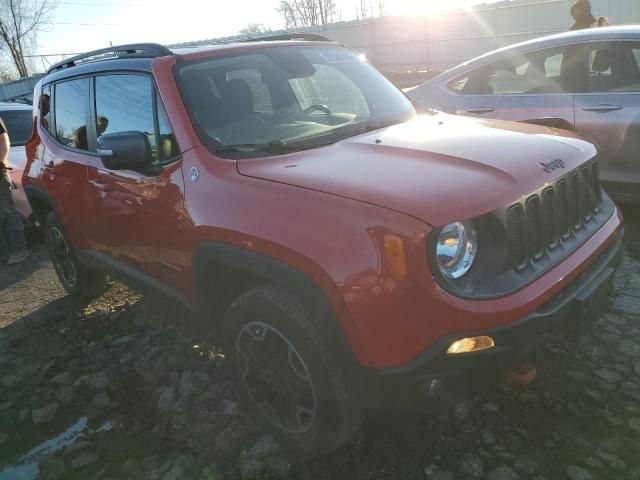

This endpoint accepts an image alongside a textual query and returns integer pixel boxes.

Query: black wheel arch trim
[23,185,59,223]
[193,241,355,352]
[72,242,358,366]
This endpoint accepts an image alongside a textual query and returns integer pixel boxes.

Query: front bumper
[376,229,623,394]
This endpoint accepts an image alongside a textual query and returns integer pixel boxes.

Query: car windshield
[176,45,415,156]
[1,109,32,146]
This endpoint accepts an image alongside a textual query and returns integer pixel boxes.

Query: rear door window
[587,42,640,92]
[451,47,568,95]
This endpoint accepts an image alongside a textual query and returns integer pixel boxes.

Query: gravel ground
[0,207,639,480]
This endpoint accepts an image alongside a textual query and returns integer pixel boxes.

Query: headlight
[436,220,478,279]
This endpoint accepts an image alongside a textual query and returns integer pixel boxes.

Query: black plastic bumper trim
[378,229,624,382]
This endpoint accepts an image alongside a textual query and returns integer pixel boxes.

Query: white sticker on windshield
[318,52,357,64]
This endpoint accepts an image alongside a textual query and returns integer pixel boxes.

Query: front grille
[506,160,602,270]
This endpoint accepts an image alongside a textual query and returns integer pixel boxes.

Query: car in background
[1,102,34,223]
[407,25,640,204]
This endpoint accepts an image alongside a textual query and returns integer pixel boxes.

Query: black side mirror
[97,131,151,170]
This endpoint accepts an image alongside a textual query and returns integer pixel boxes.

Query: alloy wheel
[49,226,77,290]
[236,321,317,434]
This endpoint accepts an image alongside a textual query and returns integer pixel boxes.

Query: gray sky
[36,0,484,59]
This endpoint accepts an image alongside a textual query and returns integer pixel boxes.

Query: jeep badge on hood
[541,158,566,173]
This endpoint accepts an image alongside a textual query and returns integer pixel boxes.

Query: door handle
[89,180,113,193]
[581,104,622,113]
[465,106,495,114]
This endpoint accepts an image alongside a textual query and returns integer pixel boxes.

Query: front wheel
[45,211,107,299]
[223,285,363,459]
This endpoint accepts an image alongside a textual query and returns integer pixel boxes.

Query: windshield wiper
[216,140,314,155]
[215,118,407,155]
[307,118,407,146]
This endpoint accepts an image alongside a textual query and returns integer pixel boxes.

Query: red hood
[237,113,597,226]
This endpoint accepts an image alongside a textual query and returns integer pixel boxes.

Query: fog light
[446,336,495,354]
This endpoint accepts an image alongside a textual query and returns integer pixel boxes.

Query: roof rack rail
[242,33,331,43]
[46,43,172,74]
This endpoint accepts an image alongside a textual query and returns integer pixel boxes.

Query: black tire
[44,211,107,299]
[223,285,363,460]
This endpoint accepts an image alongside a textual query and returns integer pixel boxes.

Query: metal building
[172,0,639,73]
[0,75,42,102]
[171,0,640,73]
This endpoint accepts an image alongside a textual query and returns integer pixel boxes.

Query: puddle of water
[0,417,88,480]
[96,421,112,433]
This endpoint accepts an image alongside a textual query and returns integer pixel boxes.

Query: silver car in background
[1,102,34,223]
[408,26,640,204]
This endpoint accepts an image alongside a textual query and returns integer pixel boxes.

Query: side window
[54,78,90,150]
[94,74,179,165]
[487,58,533,94]
[156,95,179,165]
[454,48,566,95]
[226,69,272,113]
[41,84,52,135]
[633,48,640,71]
[588,43,640,92]
[95,74,154,152]
[288,64,369,115]
[449,76,469,92]
[544,53,563,78]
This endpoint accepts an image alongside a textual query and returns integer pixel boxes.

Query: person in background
[569,0,597,30]
[597,16,610,27]
[0,117,28,265]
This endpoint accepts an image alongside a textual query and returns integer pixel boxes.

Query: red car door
[84,73,190,293]
[37,79,96,249]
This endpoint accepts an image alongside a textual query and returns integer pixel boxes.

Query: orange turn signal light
[446,336,495,355]
[383,234,407,279]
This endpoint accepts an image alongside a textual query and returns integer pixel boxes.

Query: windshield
[1,109,32,145]
[176,45,415,156]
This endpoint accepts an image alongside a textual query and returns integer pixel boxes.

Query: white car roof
[0,102,32,111]
[460,25,640,69]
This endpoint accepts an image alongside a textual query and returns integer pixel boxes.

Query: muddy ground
[1,207,639,480]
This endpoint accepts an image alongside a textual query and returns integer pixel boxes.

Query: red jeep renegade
[24,37,623,458]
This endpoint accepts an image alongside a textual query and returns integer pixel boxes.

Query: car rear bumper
[374,229,623,398]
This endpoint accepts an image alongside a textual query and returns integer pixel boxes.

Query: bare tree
[355,0,384,20]
[358,0,368,19]
[278,0,336,29]
[0,53,17,81]
[238,23,272,36]
[0,0,56,77]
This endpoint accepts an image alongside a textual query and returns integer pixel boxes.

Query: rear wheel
[45,211,107,299]
[223,285,363,459]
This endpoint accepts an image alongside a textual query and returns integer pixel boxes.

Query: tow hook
[507,362,537,387]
